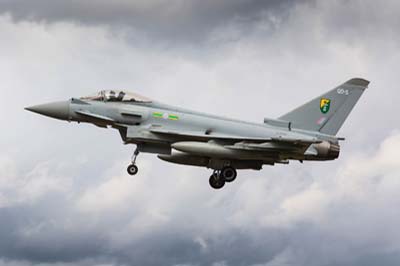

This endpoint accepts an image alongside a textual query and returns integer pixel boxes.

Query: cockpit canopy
[81,90,152,103]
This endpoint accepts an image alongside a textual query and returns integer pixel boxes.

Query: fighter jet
[25,78,369,189]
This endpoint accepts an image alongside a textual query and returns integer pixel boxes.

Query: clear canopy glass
[81,90,152,103]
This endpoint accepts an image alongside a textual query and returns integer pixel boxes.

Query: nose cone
[25,101,70,121]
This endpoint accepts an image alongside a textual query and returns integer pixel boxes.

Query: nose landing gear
[127,147,139,176]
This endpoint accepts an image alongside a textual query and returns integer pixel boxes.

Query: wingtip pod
[345,78,370,88]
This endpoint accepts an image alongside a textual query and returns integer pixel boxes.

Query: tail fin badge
[320,98,331,114]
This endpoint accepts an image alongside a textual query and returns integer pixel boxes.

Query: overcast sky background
[0,0,399,265]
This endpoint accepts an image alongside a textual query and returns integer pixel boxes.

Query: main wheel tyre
[127,164,139,175]
[209,174,225,189]
[221,166,237,182]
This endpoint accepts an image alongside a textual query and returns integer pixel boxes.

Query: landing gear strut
[127,147,139,175]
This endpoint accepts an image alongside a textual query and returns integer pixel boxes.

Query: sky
[0,0,400,265]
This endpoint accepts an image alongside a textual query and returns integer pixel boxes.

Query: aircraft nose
[25,101,70,121]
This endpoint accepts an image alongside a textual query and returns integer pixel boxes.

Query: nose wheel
[127,164,138,175]
[127,147,140,176]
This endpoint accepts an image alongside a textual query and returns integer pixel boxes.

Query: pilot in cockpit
[81,90,152,103]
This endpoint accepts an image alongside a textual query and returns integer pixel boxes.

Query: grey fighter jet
[25,78,369,189]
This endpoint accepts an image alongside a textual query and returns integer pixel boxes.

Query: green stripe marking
[168,115,179,120]
[152,112,163,118]
[152,112,179,121]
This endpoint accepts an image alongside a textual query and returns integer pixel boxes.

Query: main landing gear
[209,166,237,190]
[127,148,139,175]
[126,147,237,190]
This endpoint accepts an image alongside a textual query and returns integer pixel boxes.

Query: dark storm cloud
[0,0,306,43]
[0,200,290,266]
[105,229,287,266]
[0,198,106,264]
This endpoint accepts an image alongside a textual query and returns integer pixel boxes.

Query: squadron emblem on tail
[320,98,331,114]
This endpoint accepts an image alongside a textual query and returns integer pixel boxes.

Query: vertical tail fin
[279,78,369,135]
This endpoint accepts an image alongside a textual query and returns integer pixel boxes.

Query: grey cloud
[0,0,306,44]
[0,201,290,266]
[0,199,105,264]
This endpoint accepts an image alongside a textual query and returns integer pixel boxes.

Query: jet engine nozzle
[313,141,340,159]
